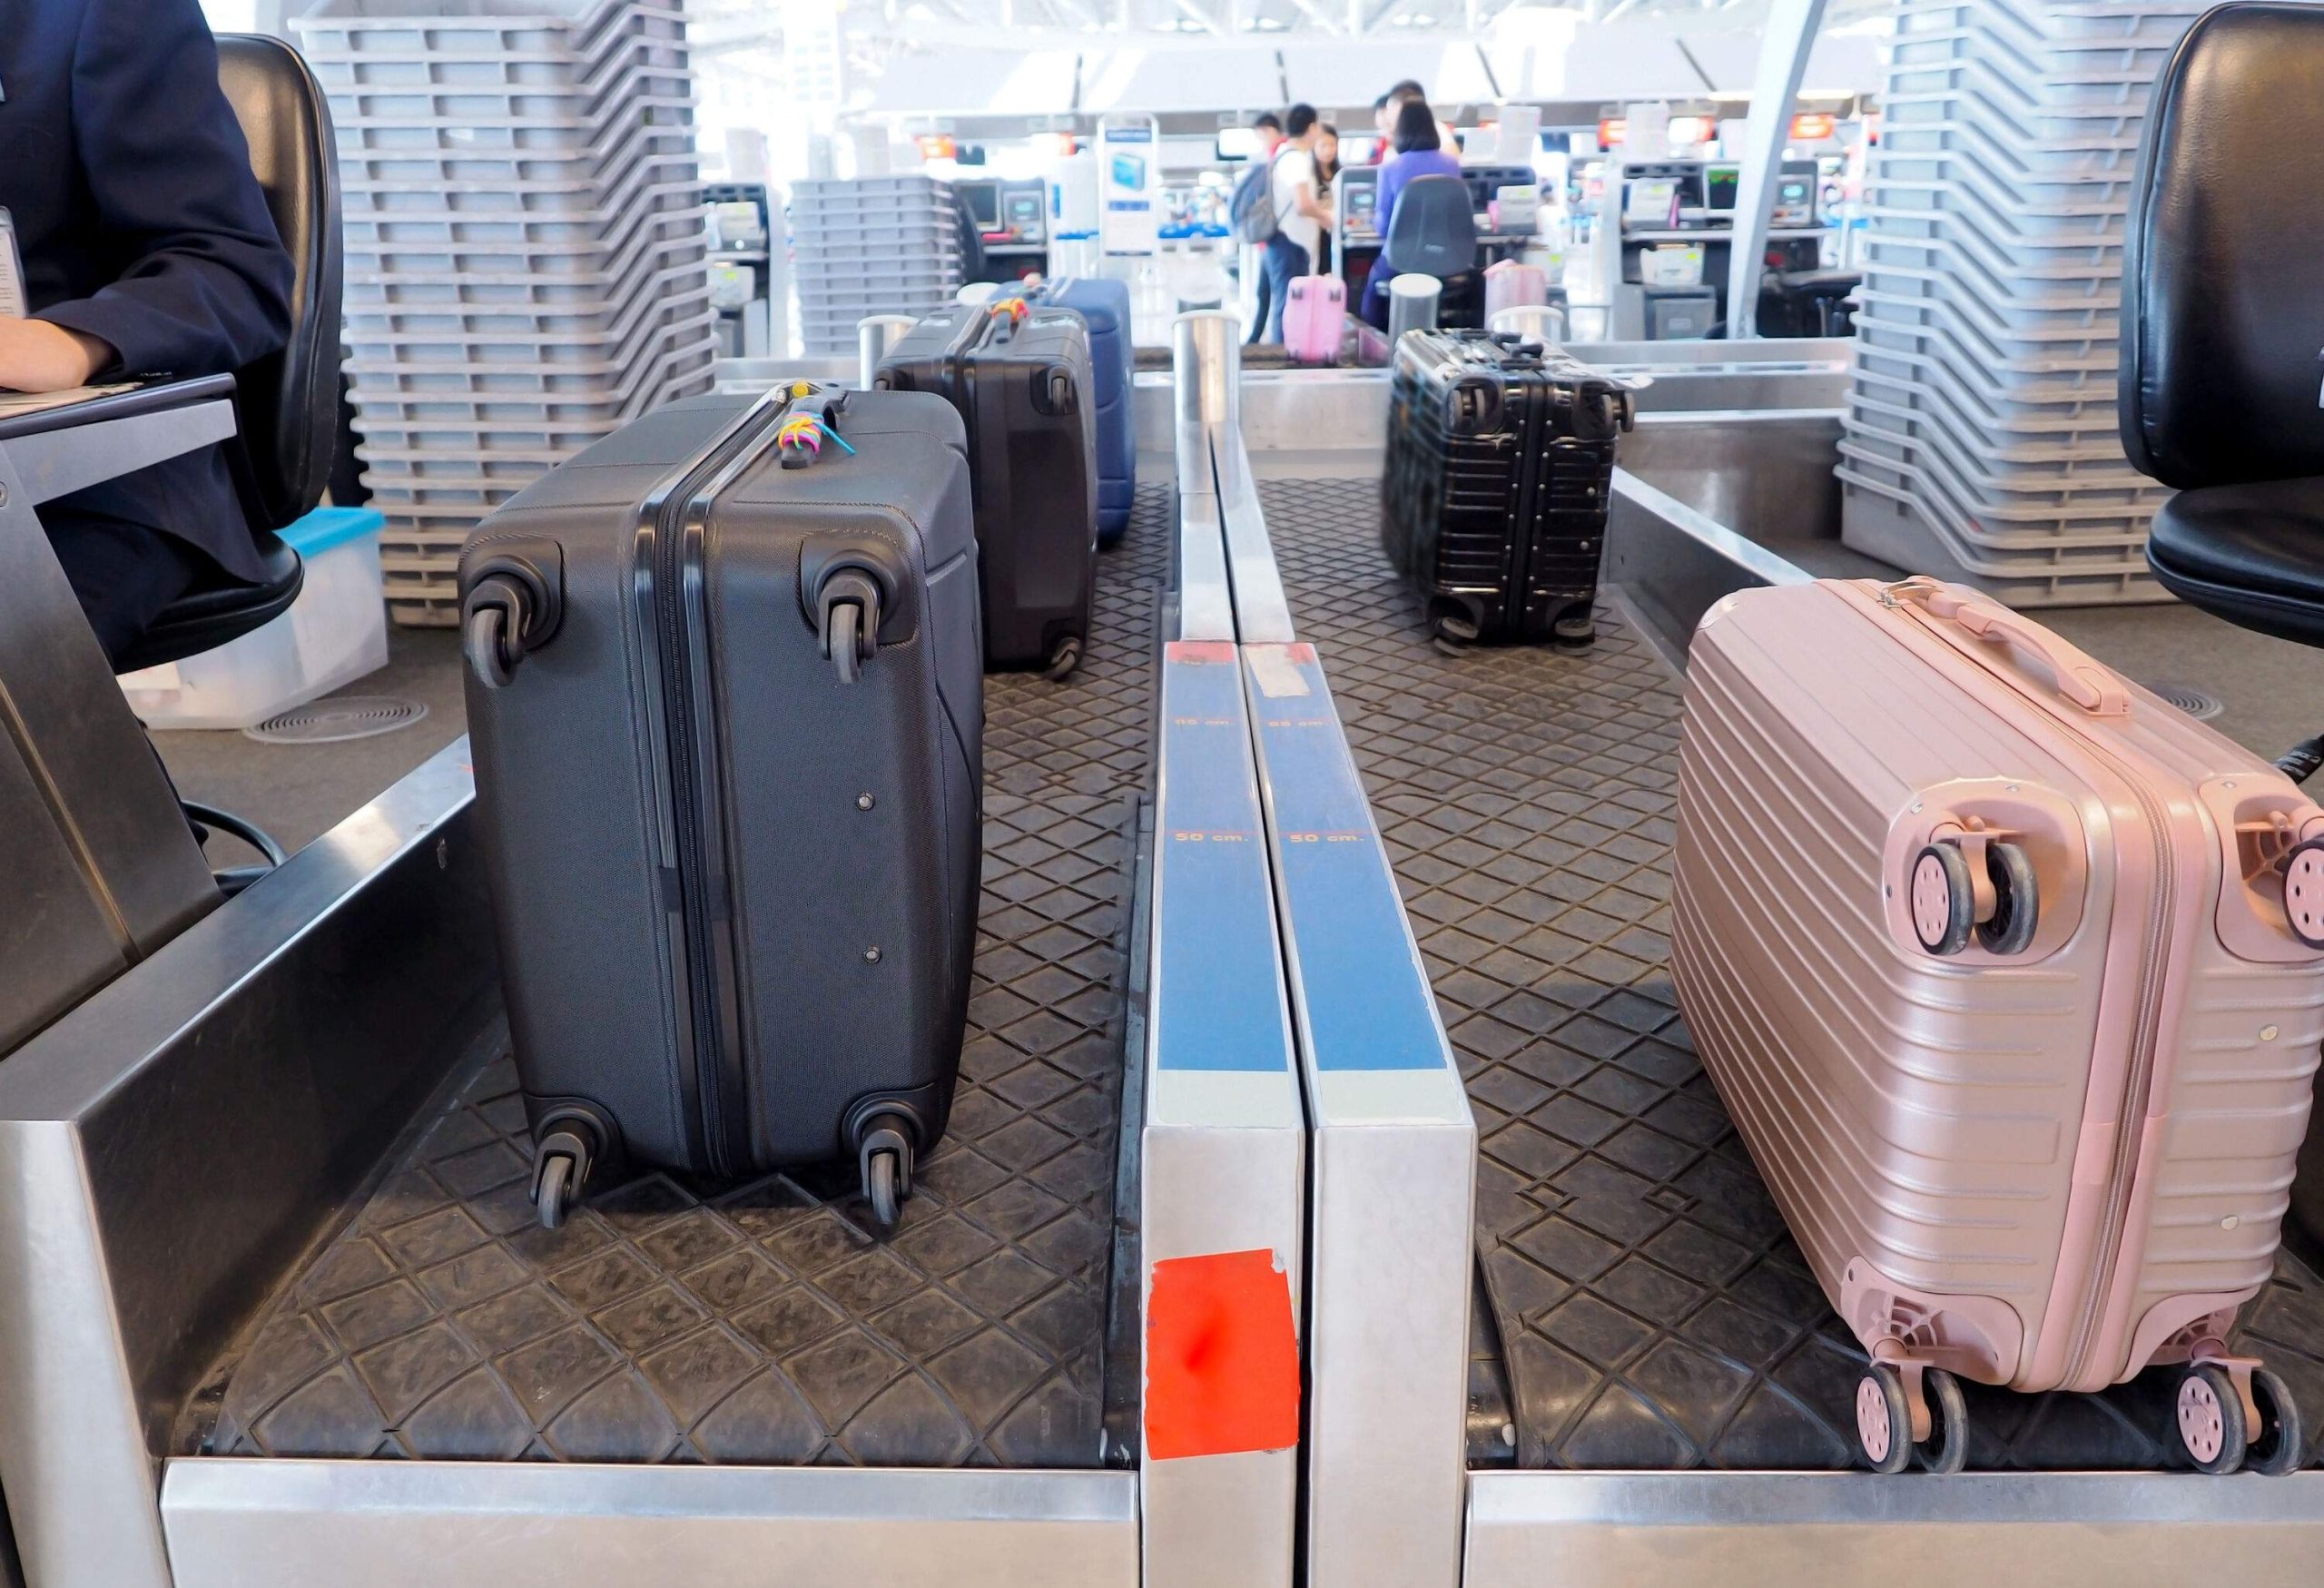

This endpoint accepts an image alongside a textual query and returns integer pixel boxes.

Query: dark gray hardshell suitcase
[458,387,983,1229]
[874,301,1098,676]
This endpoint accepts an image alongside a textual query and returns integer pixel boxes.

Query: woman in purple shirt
[1361,99,1465,330]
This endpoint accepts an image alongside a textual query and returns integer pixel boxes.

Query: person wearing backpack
[1261,104,1333,344]
[1231,112,1285,345]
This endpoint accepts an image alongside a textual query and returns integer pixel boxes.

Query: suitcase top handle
[774,381,855,471]
[1882,577,2131,718]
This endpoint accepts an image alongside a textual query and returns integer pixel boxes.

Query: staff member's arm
[0,0,291,393]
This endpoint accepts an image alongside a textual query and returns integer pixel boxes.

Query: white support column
[1724,0,1829,339]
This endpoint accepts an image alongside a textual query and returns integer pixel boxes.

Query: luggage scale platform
[1257,476,2324,1476]
[182,484,1175,1473]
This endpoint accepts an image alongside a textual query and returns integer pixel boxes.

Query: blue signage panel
[1246,645,1448,1073]
[1153,642,1294,1074]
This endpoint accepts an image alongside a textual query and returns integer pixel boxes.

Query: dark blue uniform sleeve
[31,0,294,378]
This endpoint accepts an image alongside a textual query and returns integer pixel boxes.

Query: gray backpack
[1229,155,1278,244]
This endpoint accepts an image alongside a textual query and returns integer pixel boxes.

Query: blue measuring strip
[1153,642,1295,1074]
[1246,645,1449,1074]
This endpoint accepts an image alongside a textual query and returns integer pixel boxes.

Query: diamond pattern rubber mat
[183,485,1171,1467]
[1264,476,2324,1473]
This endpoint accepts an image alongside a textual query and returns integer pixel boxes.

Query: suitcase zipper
[1876,588,2175,1389]
[634,391,791,1177]
[2056,762,2174,1386]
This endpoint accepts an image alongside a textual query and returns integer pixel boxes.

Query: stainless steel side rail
[1242,641,1476,1588]
[0,741,496,1588]
[1466,1470,2324,1587]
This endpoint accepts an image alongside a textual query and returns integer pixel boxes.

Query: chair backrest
[216,35,341,531]
[2121,2,2324,491]
[1383,176,1479,280]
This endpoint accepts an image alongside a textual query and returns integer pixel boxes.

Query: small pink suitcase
[1482,259,1548,322]
[1672,576,2324,1475]
[1282,273,1345,365]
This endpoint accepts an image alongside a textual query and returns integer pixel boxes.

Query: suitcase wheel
[817,571,883,685]
[2284,838,2324,950]
[1426,599,1482,647]
[1910,843,1977,957]
[2176,1363,2250,1475]
[1856,1363,1969,1475]
[2246,1366,2305,1477]
[1042,636,1082,682]
[856,1112,917,1234]
[1913,840,2040,959]
[1974,841,2040,956]
[1914,1367,1968,1474]
[1856,1366,1913,1474]
[529,1125,596,1232]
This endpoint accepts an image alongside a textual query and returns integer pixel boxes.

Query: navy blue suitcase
[1032,277,1135,546]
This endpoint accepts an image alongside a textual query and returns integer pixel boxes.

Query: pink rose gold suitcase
[1671,576,2324,1475]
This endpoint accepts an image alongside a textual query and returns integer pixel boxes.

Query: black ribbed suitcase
[875,298,1098,676]
[457,386,983,1230]
[1381,329,1635,646]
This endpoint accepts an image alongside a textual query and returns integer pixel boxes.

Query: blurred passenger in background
[1360,97,1463,330]
[1262,104,1333,343]
[1237,111,1287,345]
[1314,123,1342,271]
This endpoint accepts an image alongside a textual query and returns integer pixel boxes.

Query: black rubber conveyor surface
[183,485,1171,1466]
[1262,476,2324,1473]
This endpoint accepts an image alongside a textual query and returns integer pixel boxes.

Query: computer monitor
[960,180,1001,231]
[1704,164,1739,212]
[1003,188,1044,235]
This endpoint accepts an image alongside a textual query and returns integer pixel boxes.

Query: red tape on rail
[1144,1248,1302,1460]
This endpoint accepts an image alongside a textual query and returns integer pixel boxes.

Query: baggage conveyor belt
[180,486,1173,1469]
[1261,475,2324,1474]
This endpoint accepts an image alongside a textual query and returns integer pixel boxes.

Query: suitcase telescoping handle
[1885,577,2130,717]
[461,545,565,690]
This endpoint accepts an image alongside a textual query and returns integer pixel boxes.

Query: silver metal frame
[9,396,236,507]
[162,1462,1137,1588]
[1210,429,1295,645]
[0,741,495,1588]
[1243,640,1476,1588]
[1172,315,1475,1588]
[1466,1471,2324,1586]
[0,390,250,1059]
[1142,644,1305,1588]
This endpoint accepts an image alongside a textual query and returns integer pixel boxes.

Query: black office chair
[2122,1,2324,781]
[1758,269,1861,340]
[116,35,342,883]
[113,35,340,679]
[1382,175,1482,328]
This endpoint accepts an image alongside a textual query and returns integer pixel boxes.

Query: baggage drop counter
[0,482,1187,1588]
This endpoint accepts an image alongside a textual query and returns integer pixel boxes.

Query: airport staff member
[1360,97,1465,330]
[1261,104,1331,343]
[0,0,294,666]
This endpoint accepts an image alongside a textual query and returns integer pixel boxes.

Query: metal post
[1171,309,1243,432]
[857,314,917,388]
[1724,0,1829,339]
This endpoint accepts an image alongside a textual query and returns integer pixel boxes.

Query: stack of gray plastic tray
[788,175,963,355]
[1838,0,2208,607]
[296,0,715,626]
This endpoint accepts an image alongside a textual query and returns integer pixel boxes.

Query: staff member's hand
[0,316,113,393]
